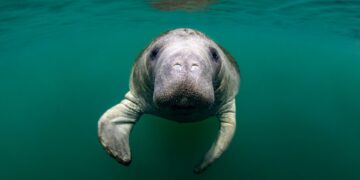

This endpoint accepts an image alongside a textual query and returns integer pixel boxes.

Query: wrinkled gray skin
[98,28,240,174]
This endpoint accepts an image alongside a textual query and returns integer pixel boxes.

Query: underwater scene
[1,0,360,179]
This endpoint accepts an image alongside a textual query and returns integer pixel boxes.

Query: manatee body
[98,28,240,174]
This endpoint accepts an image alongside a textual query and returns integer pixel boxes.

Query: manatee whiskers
[154,78,214,111]
[98,28,240,174]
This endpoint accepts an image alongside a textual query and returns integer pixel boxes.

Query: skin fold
[98,28,240,174]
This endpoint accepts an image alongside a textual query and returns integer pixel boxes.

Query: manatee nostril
[173,63,182,70]
[191,63,199,71]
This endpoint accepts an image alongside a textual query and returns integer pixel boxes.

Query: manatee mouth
[170,100,196,111]
[171,104,195,110]
[154,90,213,113]
[165,102,202,114]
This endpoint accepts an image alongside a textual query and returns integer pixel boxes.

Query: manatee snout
[153,50,214,112]
[153,79,215,112]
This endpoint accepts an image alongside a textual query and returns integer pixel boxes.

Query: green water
[1,1,360,179]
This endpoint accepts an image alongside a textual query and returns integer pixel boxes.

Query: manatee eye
[149,47,160,61]
[210,47,219,62]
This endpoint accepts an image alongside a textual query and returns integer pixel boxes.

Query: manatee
[98,28,240,174]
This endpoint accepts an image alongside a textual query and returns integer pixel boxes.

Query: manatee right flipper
[98,92,143,165]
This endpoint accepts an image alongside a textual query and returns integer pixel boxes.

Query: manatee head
[130,28,238,119]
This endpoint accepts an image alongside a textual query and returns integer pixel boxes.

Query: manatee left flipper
[98,92,143,165]
[194,100,236,174]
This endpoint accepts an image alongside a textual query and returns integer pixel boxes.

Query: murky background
[1,0,359,179]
